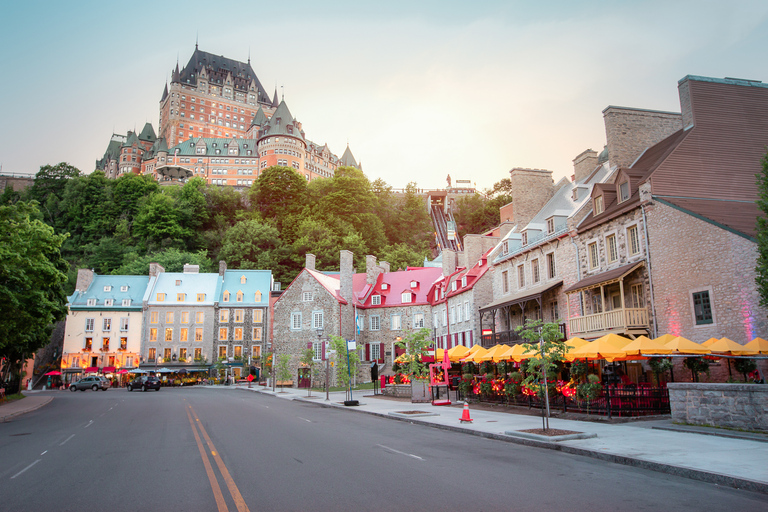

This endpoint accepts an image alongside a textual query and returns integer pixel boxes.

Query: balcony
[482,323,567,347]
[568,308,649,337]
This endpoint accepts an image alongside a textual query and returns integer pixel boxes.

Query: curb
[0,396,54,423]
[292,395,768,495]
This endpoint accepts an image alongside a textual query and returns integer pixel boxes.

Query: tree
[133,192,189,250]
[176,177,210,250]
[114,248,214,274]
[26,162,81,227]
[218,219,285,270]
[0,201,68,393]
[276,354,291,391]
[756,151,768,308]
[329,335,359,393]
[516,319,566,430]
[111,173,159,222]
[250,166,308,231]
[379,243,430,271]
[394,328,433,380]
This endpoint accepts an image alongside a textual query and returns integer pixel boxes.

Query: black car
[127,375,161,392]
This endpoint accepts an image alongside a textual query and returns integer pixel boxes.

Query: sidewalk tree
[329,335,359,391]
[394,327,433,380]
[0,201,68,392]
[756,151,768,307]
[276,354,291,391]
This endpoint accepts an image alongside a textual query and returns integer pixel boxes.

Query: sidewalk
[0,393,53,423]
[239,383,768,494]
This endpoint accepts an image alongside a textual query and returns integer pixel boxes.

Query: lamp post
[317,328,328,401]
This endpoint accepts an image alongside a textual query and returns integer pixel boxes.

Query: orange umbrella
[621,335,672,357]
[447,345,470,362]
[462,346,489,362]
[568,333,631,361]
[664,336,711,355]
[653,333,677,345]
[744,337,768,355]
[504,343,538,362]
[466,344,484,356]
[701,337,720,347]
[708,338,758,356]
[476,344,510,362]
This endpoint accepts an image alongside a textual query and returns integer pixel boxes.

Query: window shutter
[365,343,370,361]
[378,343,384,364]
[307,342,313,350]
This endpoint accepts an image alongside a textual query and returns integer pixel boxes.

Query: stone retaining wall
[384,384,412,398]
[667,383,768,431]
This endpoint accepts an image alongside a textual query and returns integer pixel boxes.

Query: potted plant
[395,328,433,403]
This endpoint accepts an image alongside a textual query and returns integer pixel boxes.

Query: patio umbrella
[466,344,484,356]
[664,336,711,355]
[744,337,768,354]
[708,337,758,357]
[568,333,631,362]
[462,346,489,362]
[447,345,470,362]
[504,343,538,363]
[116,369,129,374]
[477,344,511,362]
[128,369,148,374]
[701,337,720,347]
[621,335,672,358]
[653,333,678,345]
[44,371,62,376]
[563,337,590,361]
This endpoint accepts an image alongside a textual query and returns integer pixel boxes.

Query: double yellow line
[186,404,250,512]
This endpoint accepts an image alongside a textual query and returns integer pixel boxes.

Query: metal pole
[346,342,352,403]
[540,334,550,430]
[325,357,329,401]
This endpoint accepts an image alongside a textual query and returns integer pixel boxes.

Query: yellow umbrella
[665,336,711,355]
[744,337,768,354]
[476,344,511,362]
[447,345,470,362]
[466,344,484,356]
[462,346,489,362]
[701,337,720,347]
[491,344,513,362]
[708,337,758,356]
[621,335,672,357]
[564,337,590,350]
[569,333,631,361]
[505,344,538,362]
[653,333,677,345]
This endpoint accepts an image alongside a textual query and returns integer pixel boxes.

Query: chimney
[442,249,457,276]
[149,263,165,278]
[572,149,598,183]
[183,264,200,274]
[218,260,227,276]
[305,253,316,271]
[75,268,94,292]
[508,168,555,228]
[602,106,683,169]
[339,250,354,302]
[463,234,499,269]
[678,77,693,129]
[365,255,382,285]
[379,261,390,273]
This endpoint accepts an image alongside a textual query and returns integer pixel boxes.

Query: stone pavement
[238,383,768,494]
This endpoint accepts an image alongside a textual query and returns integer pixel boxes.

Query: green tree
[756,151,768,307]
[0,201,68,392]
[111,173,159,222]
[329,335,360,391]
[58,171,114,255]
[133,192,189,250]
[218,219,288,270]
[114,248,213,274]
[453,193,511,239]
[394,328,433,379]
[250,166,308,231]
[176,177,210,250]
[379,243,430,271]
[276,354,292,391]
[26,162,82,227]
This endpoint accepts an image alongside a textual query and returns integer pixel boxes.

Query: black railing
[481,323,566,347]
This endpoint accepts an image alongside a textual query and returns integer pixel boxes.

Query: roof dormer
[616,170,632,204]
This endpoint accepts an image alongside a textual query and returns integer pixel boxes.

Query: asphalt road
[1,387,767,512]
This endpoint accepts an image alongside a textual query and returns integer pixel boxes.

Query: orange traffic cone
[460,401,473,423]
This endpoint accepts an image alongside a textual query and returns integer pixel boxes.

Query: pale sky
[2,1,767,191]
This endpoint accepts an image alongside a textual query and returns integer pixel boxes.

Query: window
[532,259,540,283]
[219,327,228,340]
[101,338,109,351]
[517,265,526,288]
[219,346,228,359]
[502,270,509,294]
[588,242,599,270]
[253,327,262,341]
[619,181,630,202]
[449,306,455,324]
[219,309,229,323]
[122,299,131,307]
[414,313,425,328]
[194,348,202,360]
[252,345,261,359]
[254,291,262,302]
[103,318,112,331]
[456,305,462,323]
[179,347,187,360]
[234,309,244,323]
[253,309,263,323]
[502,241,509,255]
[465,302,470,321]
[370,343,381,361]
[291,312,302,330]
[547,253,556,279]
[84,337,93,351]
[195,328,203,342]
[312,341,322,361]
[433,312,439,328]
[120,318,129,331]
[302,291,313,301]
[165,328,173,342]
[157,293,165,301]
[120,337,127,350]
[87,298,96,306]
[166,312,174,324]
[628,225,641,256]
[181,311,189,323]
[522,232,528,246]
[197,293,205,302]
[391,315,401,330]
[148,348,156,362]
[370,316,380,331]
[594,195,604,215]
[549,301,559,322]
[234,328,243,341]
[631,284,645,309]
[149,328,157,342]
[223,291,230,302]
[104,299,113,307]
[85,318,95,332]
[104,285,112,292]
[236,291,243,302]
[195,312,204,323]
[312,311,324,329]
[357,316,364,332]
[180,328,188,342]
[120,285,128,292]
[606,234,618,263]
[371,295,381,305]
[177,293,185,302]
[693,291,713,325]
[401,292,412,303]
[240,275,247,284]
[547,218,555,234]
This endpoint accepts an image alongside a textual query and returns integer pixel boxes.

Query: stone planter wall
[667,383,768,431]
[384,384,412,398]
[383,381,431,402]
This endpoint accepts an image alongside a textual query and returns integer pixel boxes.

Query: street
[1,387,766,512]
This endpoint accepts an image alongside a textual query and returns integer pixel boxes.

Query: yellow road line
[186,407,228,512]
[189,405,250,512]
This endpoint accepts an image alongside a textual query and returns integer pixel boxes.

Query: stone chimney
[463,234,499,269]
[508,168,555,228]
[305,253,316,271]
[602,106,683,169]
[75,268,94,292]
[365,255,379,285]
[498,221,515,239]
[379,261,391,273]
[339,250,354,302]
[183,264,200,274]
[572,149,598,183]
[442,249,457,276]
[498,201,514,224]
[218,260,227,276]
[678,78,694,129]
[149,263,165,278]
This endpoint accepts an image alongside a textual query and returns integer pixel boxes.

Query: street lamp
[317,328,327,401]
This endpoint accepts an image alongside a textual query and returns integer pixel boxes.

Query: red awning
[102,366,116,373]
[84,366,98,373]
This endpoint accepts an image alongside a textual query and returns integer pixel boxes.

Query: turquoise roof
[69,275,149,310]
[148,272,222,306]
[219,270,272,306]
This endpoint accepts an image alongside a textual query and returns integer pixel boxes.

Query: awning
[84,366,98,373]
[103,366,116,373]
[563,261,645,295]
[479,280,563,313]
[64,368,83,373]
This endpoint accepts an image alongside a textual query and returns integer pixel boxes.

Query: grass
[0,393,25,404]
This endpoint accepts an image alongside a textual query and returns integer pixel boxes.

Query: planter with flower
[394,328,434,403]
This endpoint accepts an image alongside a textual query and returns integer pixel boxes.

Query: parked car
[127,375,161,392]
[69,376,111,392]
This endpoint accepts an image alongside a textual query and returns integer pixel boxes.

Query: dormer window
[122,299,131,307]
[240,275,247,284]
[619,181,630,202]
[547,218,555,234]
[401,292,413,304]
[462,277,467,288]
[105,299,114,307]
[254,290,262,302]
[381,283,388,290]
[594,195,604,215]
[175,280,182,286]
[104,285,112,292]
[120,285,128,292]
[371,295,381,305]
[87,298,96,306]
[522,232,528,246]
[451,281,457,291]
[410,281,418,288]
[223,290,230,302]
[502,241,509,255]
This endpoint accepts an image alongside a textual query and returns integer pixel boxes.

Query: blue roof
[148,272,221,306]
[69,275,149,310]
[220,270,272,306]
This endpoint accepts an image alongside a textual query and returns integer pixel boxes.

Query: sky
[2,0,768,192]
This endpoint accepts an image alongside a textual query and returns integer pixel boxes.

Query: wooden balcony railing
[568,308,649,336]
[481,323,567,347]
